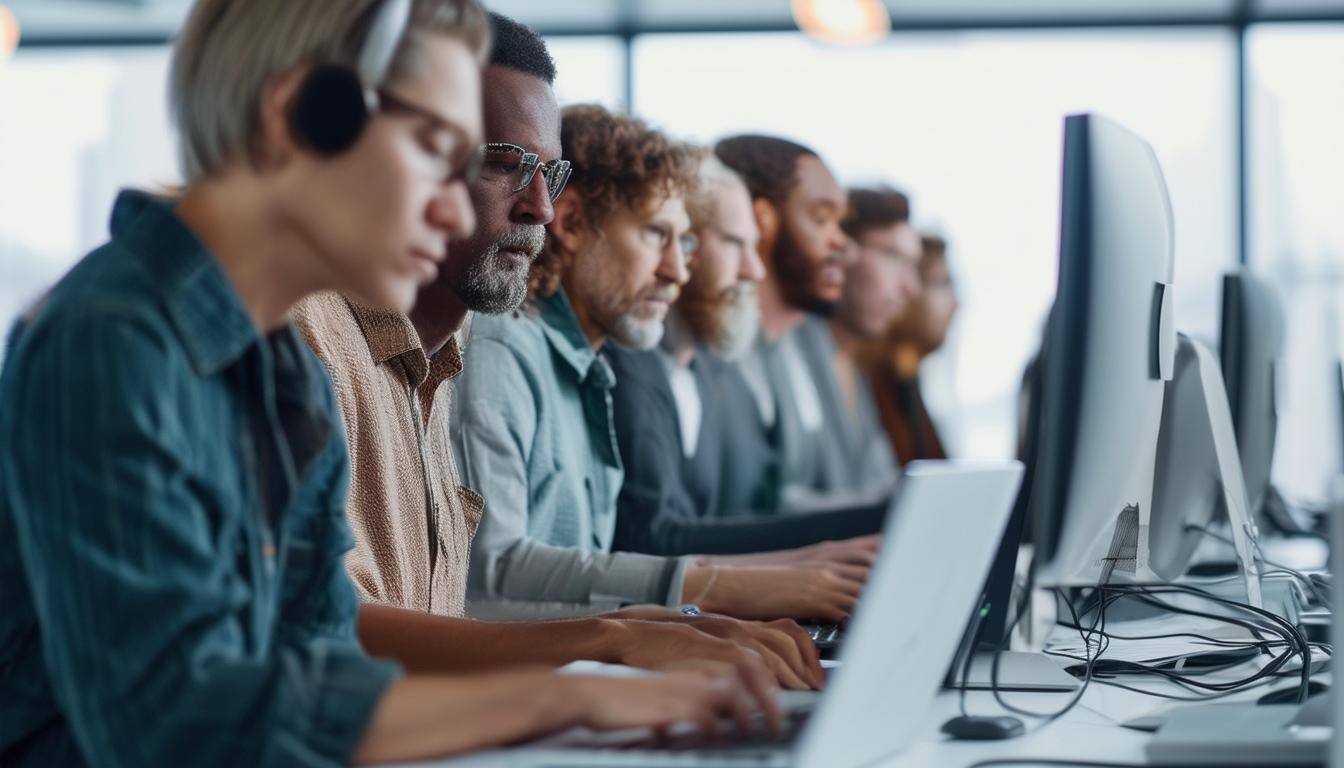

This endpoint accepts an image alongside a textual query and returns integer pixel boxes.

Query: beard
[605,283,680,351]
[453,225,546,315]
[774,223,838,318]
[679,281,760,361]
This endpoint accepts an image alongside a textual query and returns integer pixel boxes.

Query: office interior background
[1,0,1341,503]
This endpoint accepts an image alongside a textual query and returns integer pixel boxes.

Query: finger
[771,619,826,689]
[696,682,727,742]
[728,681,763,737]
[828,563,872,584]
[815,593,857,624]
[746,627,814,691]
[731,647,785,733]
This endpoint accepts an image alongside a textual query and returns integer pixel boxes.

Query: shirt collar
[345,299,463,390]
[535,289,610,386]
[110,190,259,377]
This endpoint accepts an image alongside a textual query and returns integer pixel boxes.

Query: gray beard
[455,228,544,315]
[609,311,665,351]
[704,283,760,361]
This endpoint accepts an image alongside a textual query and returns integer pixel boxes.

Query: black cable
[1049,585,1311,698]
[1109,584,1314,704]
[1185,523,1328,605]
[986,583,1113,723]
[957,601,990,718]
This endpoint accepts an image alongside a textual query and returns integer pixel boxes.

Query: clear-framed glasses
[677,232,700,267]
[477,142,572,202]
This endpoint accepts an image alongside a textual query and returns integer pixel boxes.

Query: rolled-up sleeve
[454,336,686,619]
[2,307,397,768]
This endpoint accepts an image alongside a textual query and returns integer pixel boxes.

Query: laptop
[398,460,1025,768]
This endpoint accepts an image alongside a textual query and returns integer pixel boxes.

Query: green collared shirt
[453,290,687,618]
[0,191,398,767]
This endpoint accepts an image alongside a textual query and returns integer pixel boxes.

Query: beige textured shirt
[294,292,482,617]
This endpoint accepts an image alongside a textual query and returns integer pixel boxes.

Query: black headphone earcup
[290,65,371,156]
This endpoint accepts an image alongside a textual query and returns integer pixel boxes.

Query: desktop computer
[1149,331,1262,605]
[949,112,1179,693]
[1220,269,1285,522]
[1026,111,1176,589]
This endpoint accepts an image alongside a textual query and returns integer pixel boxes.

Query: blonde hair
[686,152,747,231]
[169,0,490,182]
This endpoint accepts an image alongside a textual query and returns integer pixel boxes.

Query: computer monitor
[945,113,1177,688]
[1335,361,1344,472]
[1027,112,1177,588]
[1148,332,1259,595]
[1219,269,1286,526]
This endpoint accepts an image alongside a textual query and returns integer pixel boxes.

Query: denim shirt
[452,290,686,619]
[0,191,399,768]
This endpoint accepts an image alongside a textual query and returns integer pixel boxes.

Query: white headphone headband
[357,0,412,87]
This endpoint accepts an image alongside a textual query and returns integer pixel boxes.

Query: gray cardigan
[451,290,688,618]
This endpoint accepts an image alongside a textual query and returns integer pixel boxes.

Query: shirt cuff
[663,556,691,607]
[589,551,686,608]
[287,641,402,766]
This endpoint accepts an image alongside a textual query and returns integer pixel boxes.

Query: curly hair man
[453,104,871,626]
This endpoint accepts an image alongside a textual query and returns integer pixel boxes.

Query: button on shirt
[0,191,398,767]
[452,289,688,618]
[294,292,483,617]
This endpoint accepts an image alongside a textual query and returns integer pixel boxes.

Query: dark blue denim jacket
[0,191,399,767]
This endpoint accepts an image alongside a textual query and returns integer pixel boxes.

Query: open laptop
[402,460,1024,768]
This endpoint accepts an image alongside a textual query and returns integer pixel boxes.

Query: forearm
[358,603,634,672]
[352,670,584,765]
[476,537,685,608]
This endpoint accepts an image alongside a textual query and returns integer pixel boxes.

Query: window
[635,29,1238,459]
[548,36,625,111]
[0,46,177,355]
[1247,23,1344,502]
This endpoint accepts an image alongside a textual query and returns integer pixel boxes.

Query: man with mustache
[454,105,869,626]
[712,136,888,511]
[606,155,887,559]
[788,186,919,497]
[295,13,823,697]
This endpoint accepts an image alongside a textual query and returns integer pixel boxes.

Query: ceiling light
[0,4,18,62]
[791,0,891,46]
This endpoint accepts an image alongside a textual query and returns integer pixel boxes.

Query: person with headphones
[0,2,772,766]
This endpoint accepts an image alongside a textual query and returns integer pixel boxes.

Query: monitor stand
[951,651,1080,693]
[1181,335,1265,608]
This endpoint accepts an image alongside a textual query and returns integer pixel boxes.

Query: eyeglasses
[477,142,572,203]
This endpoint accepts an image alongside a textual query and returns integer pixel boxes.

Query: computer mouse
[940,715,1025,740]
[1257,681,1329,706]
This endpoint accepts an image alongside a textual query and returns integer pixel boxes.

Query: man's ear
[752,197,780,257]
[548,193,589,255]
[257,67,310,169]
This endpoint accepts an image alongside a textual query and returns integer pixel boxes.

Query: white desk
[385,581,1329,768]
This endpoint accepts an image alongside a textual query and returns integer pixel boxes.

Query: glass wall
[634,29,1238,460]
[0,46,177,356]
[1247,24,1344,503]
[548,35,626,111]
[0,37,625,361]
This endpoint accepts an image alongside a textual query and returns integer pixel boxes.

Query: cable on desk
[1184,523,1329,605]
[1081,584,1316,705]
[1041,583,1321,706]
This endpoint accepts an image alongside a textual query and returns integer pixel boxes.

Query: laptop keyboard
[805,623,843,649]
[557,706,810,766]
